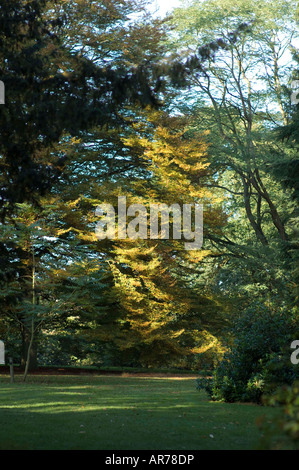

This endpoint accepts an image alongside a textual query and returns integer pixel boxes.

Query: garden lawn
[0,375,281,450]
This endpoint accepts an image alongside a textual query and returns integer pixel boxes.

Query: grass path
[0,375,281,450]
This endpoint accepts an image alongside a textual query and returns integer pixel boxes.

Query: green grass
[0,374,282,450]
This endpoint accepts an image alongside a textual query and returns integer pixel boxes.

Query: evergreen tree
[0,0,166,372]
[0,0,162,218]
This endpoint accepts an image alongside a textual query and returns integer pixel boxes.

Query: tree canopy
[0,0,298,394]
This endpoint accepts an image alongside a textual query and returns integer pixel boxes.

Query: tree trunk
[21,326,38,371]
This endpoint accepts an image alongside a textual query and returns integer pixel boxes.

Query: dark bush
[197,302,299,403]
[258,381,299,449]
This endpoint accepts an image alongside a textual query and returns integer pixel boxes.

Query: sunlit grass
[0,375,282,450]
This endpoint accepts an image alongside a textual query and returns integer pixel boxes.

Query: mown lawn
[0,374,282,450]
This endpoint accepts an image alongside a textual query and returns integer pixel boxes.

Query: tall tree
[90,110,227,367]
[0,0,166,371]
[166,0,299,302]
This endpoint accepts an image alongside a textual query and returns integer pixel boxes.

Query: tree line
[0,0,298,394]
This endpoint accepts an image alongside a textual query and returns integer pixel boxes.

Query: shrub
[197,302,299,403]
[258,381,299,449]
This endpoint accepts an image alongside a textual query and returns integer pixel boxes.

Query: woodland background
[0,0,298,402]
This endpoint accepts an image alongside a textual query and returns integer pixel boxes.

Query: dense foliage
[197,301,299,402]
[0,0,298,399]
